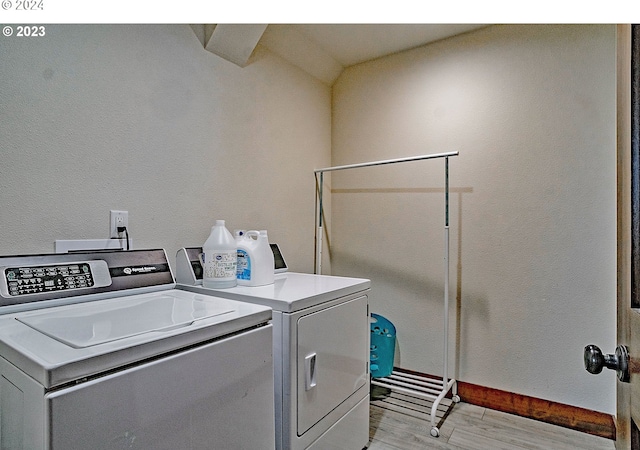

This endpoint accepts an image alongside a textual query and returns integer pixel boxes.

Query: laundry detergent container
[370,313,396,378]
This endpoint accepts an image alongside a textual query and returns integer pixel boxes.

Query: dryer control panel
[1,261,112,297]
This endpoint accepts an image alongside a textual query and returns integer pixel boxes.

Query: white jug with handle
[200,220,237,289]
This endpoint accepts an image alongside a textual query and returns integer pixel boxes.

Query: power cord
[117,226,130,251]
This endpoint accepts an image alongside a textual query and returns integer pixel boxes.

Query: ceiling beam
[191,24,268,68]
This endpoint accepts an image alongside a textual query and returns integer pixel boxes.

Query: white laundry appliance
[176,247,371,450]
[0,249,275,450]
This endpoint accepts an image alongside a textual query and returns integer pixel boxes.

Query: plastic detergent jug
[200,220,237,289]
[236,229,275,287]
[236,230,256,283]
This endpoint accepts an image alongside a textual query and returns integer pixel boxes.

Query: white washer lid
[17,294,236,348]
[178,272,370,312]
[0,289,271,388]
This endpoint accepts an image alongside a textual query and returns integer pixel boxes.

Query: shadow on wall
[329,186,473,300]
[329,186,490,379]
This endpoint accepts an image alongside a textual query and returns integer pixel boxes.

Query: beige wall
[331,24,617,414]
[0,24,330,272]
[0,23,617,416]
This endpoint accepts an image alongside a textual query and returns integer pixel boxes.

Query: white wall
[0,25,330,272]
[331,24,617,414]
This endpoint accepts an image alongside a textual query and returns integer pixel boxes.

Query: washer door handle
[305,353,317,391]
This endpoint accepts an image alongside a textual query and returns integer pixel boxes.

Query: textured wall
[0,22,617,415]
[331,24,617,414]
[0,25,330,272]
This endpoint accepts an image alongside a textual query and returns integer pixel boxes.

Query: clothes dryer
[176,247,370,450]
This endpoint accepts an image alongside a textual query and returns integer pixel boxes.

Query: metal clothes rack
[313,151,460,438]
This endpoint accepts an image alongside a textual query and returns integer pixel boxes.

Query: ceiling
[197,24,489,85]
[287,24,488,67]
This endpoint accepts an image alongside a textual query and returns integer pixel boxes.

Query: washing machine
[176,247,371,450]
[0,249,275,450]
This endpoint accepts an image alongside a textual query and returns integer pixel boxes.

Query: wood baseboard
[392,368,615,440]
[457,380,615,440]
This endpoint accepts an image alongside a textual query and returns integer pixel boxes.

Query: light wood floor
[367,387,615,450]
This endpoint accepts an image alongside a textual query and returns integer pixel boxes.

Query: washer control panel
[1,261,112,298]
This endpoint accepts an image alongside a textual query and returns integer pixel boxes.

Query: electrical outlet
[110,210,129,238]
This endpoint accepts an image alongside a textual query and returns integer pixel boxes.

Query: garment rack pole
[313,150,460,438]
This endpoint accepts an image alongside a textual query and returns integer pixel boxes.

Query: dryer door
[296,295,368,435]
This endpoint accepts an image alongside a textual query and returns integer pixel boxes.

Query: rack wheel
[452,394,461,403]
[430,427,440,438]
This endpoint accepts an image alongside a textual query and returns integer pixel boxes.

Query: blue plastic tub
[370,313,396,378]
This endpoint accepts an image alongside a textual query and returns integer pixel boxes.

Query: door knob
[584,344,630,382]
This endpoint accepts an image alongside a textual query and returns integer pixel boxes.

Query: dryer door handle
[304,353,317,391]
